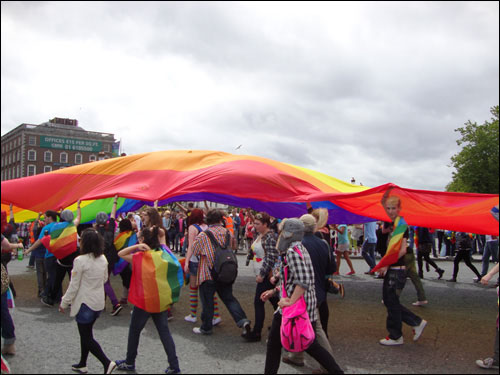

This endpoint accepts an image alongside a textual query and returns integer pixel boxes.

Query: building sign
[40,136,102,152]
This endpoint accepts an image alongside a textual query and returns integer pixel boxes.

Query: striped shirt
[192,224,231,285]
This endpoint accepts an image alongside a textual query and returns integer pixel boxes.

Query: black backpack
[205,229,238,284]
[96,225,119,268]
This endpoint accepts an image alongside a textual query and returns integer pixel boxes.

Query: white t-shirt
[251,235,266,276]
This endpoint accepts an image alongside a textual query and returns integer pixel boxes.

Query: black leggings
[417,248,440,276]
[318,300,330,338]
[77,321,111,372]
[452,250,481,279]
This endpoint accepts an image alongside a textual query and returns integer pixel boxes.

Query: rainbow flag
[40,221,77,260]
[128,246,183,313]
[178,257,190,285]
[371,216,408,273]
[2,150,498,234]
[112,231,137,275]
[6,287,15,309]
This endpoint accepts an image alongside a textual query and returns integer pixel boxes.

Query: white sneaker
[476,357,499,369]
[212,317,222,326]
[106,361,117,374]
[379,336,403,346]
[412,300,428,307]
[193,327,202,334]
[184,314,197,323]
[413,320,427,341]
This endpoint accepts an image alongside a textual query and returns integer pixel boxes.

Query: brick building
[1,117,117,181]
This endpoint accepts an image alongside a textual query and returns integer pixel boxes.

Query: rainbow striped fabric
[2,150,498,234]
[112,231,137,275]
[40,221,77,260]
[128,246,183,313]
[371,216,408,273]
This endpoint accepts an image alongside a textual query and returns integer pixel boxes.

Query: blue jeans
[481,240,499,276]
[383,269,422,340]
[44,256,59,302]
[76,303,102,324]
[361,241,377,270]
[125,306,179,372]
[1,292,15,345]
[199,280,249,333]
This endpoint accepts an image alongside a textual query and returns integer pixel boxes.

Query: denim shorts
[75,303,101,324]
[189,261,199,277]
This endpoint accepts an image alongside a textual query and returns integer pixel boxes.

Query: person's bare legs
[343,252,355,273]
[335,252,342,273]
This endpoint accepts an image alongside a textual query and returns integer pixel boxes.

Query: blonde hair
[386,196,401,207]
[311,208,328,230]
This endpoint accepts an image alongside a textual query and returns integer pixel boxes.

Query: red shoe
[346,271,356,276]
[333,272,340,276]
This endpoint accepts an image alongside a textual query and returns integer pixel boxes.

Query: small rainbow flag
[371,216,408,273]
[40,221,77,260]
[414,227,419,249]
[128,246,183,313]
[112,231,137,275]
[6,287,15,309]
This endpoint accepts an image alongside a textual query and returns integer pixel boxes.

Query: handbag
[280,246,315,352]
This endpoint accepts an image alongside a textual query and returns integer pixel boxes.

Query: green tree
[446,106,499,194]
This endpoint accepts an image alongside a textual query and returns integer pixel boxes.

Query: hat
[277,218,304,253]
[96,211,108,225]
[300,214,316,233]
[60,209,74,222]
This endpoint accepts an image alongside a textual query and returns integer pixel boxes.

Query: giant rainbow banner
[1,150,498,234]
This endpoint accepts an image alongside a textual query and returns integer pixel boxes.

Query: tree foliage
[446,106,499,194]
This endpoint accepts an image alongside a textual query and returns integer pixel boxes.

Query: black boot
[437,269,444,280]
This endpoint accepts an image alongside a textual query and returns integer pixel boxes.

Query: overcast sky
[1,1,498,191]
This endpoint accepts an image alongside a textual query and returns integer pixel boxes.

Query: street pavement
[3,252,498,374]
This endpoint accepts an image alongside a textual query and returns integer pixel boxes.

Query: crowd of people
[1,197,499,374]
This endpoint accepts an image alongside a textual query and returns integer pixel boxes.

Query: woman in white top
[59,228,116,374]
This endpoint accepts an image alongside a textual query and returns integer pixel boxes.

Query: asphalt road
[3,253,498,374]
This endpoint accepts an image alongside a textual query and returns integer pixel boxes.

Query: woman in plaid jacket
[261,218,344,374]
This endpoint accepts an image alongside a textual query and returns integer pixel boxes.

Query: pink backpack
[280,246,315,352]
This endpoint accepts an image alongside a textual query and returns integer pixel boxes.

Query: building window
[26,165,34,176]
[29,136,36,146]
[60,152,68,163]
[104,144,110,152]
[44,151,52,162]
[27,165,36,176]
[44,165,52,173]
[16,165,20,178]
[28,149,36,161]
[89,154,96,162]
[75,153,83,164]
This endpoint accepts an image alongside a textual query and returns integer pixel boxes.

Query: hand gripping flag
[128,245,183,313]
[40,221,77,260]
[371,216,408,273]
[112,231,137,275]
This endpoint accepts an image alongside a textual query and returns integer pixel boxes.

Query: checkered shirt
[279,241,318,323]
[258,230,279,279]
